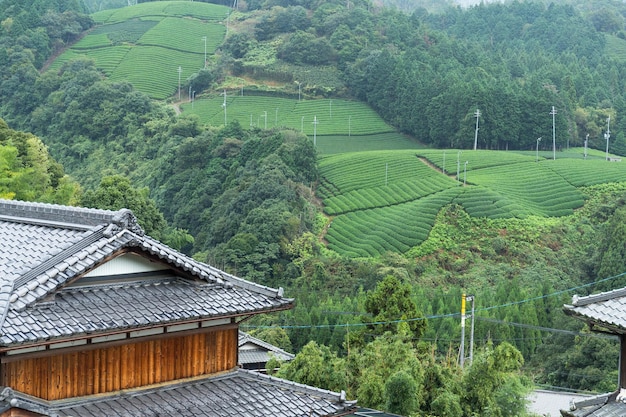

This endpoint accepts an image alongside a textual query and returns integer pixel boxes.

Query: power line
[244,271,626,333]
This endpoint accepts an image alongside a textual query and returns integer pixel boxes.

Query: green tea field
[321,149,626,257]
[49,1,229,99]
[180,95,420,153]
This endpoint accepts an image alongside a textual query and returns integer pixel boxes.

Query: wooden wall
[0,327,237,401]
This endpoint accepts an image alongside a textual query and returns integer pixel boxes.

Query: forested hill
[4,0,626,409]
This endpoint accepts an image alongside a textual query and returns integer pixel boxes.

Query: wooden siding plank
[1,327,238,400]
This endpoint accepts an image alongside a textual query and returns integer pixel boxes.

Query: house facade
[0,199,356,416]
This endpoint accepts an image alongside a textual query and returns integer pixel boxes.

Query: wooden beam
[619,334,626,388]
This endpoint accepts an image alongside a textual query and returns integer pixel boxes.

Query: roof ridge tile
[571,287,626,307]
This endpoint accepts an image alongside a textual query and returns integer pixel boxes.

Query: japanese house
[0,199,356,416]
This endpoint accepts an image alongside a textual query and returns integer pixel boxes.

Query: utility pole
[584,134,589,159]
[456,151,461,185]
[313,116,318,146]
[222,89,227,126]
[177,66,182,101]
[550,106,557,160]
[536,137,541,163]
[460,294,475,368]
[460,294,466,368]
[605,116,611,161]
[468,295,475,365]
[473,109,480,150]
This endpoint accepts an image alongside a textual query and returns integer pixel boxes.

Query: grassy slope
[321,148,626,257]
[48,3,626,262]
[49,2,229,100]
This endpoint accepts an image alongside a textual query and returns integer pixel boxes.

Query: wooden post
[619,334,626,389]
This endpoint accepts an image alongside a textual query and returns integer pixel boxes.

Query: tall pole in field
[313,116,318,146]
[177,66,182,101]
[202,36,207,69]
[456,151,461,185]
[473,109,480,150]
[550,106,557,160]
[468,295,475,365]
[460,293,466,368]
[584,134,589,159]
[605,116,611,161]
[536,137,541,162]
[222,89,227,126]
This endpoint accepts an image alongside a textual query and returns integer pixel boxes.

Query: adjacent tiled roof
[345,408,404,416]
[563,287,626,334]
[0,199,293,347]
[0,369,357,417]
[560,391,626,417]
[238,331,295,365]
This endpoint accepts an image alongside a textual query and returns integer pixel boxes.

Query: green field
[50,1,228,99]
[180,95,418,152]
[322,149,626,257]
[182,96,394,134]
[91,1,229,24]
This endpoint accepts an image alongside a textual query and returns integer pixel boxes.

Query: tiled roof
[238,331,295,364]
[0,199,293,347]
[563,287,626,334]
[0,369,357,417]
[345,408,404,416]
[560,392,626,417]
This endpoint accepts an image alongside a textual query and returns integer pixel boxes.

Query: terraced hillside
[181,95,420,152]
[321,149,626,257]
[49,1,229,99]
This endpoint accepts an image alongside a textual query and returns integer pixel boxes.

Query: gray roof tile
[561,392,626,417]
[564,287,626,332]
[0,370,356,417]
[0,199,293,347]
[238,331,295,365]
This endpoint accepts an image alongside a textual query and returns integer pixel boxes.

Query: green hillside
[180,95,419,152]
[321,149,626,257]
[49,1,229,99]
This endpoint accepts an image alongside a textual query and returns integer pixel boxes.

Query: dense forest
[4,0,626,415]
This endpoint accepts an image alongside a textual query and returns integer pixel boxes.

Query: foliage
[363,275,427,341]
[0,119,80,204]
[81,174,193,250]
[461,342,531,417]
[384,370,420,416]
[274,341,347,392]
